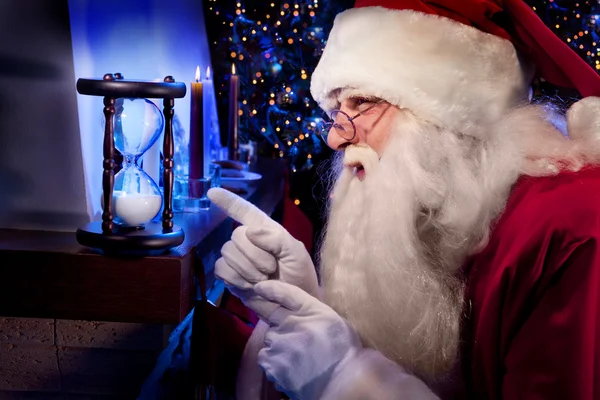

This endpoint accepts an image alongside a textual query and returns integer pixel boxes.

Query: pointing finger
[208,188,278,228]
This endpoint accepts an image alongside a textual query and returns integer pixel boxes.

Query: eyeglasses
[315,100,386,145]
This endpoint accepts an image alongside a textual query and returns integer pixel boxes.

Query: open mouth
[348,163,366,181]
[343,145,377,182]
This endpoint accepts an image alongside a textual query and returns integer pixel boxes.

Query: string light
[526,0,599,84]
[210,0,354,175]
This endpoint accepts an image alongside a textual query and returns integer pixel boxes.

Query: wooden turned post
[161,75,175,231]
[101,74,117,234]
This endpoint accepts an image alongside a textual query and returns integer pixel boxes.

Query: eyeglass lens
[317,110,354,144]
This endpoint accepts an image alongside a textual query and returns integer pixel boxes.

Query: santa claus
[208,0,600,398]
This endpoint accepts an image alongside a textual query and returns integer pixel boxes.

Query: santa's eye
[354,97,371,105]
[347,97,374,110]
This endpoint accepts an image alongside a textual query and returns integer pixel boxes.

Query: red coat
[460,166,600,399]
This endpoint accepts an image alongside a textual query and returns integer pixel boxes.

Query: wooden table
[0,159,285,324]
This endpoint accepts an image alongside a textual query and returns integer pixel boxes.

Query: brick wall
[0,318,172,400]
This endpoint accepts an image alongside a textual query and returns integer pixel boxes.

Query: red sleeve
[502,237,600,399]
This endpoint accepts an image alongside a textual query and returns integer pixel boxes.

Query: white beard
[319,110,522,384]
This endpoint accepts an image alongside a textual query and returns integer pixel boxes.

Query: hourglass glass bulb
[112,191,162,226]
[111,161,163,227]
[106,98,165,227]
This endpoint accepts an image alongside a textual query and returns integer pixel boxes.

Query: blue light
[68,0,216,220]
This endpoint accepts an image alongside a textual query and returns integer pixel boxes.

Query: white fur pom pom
[566,96,600,141]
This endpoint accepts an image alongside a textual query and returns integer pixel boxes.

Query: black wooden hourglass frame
[75,73,187,253]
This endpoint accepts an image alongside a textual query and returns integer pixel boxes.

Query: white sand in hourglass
[113,191,162,226]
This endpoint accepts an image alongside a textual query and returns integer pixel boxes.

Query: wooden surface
[0,159,285,324]
[76,76,187,99]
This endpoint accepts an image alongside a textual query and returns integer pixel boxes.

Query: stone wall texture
[0,318,171,399]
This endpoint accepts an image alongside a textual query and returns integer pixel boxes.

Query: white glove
[208,188,319,299]
[252,280,361,399]
[253,280,440,400]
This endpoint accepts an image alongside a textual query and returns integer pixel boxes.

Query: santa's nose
[329,130,360,151]
[327,117,359,151]
[328,127,349,150]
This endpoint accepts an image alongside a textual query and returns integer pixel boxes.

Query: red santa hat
[311,0,600,138]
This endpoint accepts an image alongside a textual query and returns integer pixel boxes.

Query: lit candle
[228,63,239,160]
[203,66,214,173]
[190,65,204,180]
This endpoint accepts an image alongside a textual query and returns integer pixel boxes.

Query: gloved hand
[252,280,440,400]
[208,188,320,300]
[252,280,361,400]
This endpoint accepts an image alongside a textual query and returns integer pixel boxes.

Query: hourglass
[75,73,187,253]
[112,98,164,227]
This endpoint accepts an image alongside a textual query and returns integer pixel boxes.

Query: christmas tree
[204,0,600,153]
[203,0,353,241]
[203,1,600,244]
[204,0,352,168]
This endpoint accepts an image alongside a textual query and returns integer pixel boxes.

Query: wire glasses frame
[316,100,385,145]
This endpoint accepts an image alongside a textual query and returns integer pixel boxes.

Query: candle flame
[195,66,200,82]
[206,66,211,80]
[232,63,236,75]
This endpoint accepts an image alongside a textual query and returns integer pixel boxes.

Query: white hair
[516,101,600,176]
[318,98,600,385]
[319,109,518,384]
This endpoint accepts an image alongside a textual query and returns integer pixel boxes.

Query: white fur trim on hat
[310,7,534,138]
